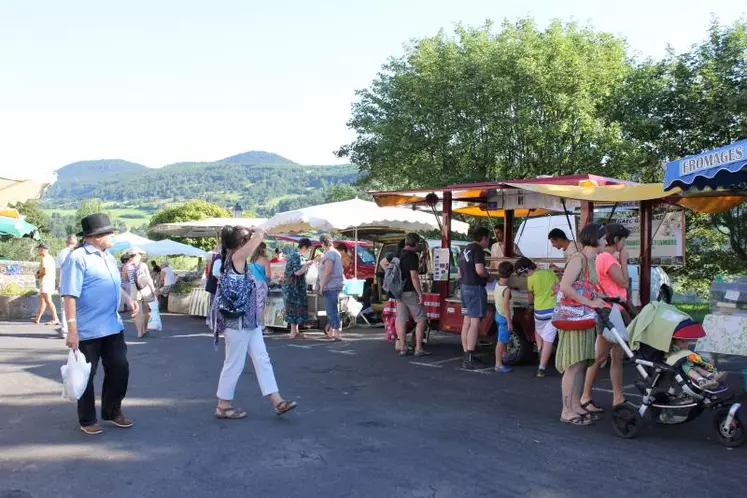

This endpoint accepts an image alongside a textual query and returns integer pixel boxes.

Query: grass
[674,303,709,323]
[45,204,157,229]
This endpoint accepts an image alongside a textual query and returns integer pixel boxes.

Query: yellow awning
[453,206,550,218]
[503,182,681,202]
[0,208,20,218]
[676,195,747,214]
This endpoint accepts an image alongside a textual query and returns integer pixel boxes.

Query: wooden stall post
[504,209,515,257]
[439,191,453,330]
[640,200,653,306]
[580,201,594,228]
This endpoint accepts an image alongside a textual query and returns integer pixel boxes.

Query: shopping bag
[60,349,91,401]
[147,300,163,331]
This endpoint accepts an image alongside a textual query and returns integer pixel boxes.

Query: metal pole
[640,200,653,306]
[354,226,358,279]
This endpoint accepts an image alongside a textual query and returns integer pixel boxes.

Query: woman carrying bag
[122,248,156,338]
[211,226,297,420]
[553,223,606,427]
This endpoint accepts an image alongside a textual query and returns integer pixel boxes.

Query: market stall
[372,175,684,363]
[261,199,470,330]
[662,140,747,357]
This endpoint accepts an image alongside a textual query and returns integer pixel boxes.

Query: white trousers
[216,326,278,401]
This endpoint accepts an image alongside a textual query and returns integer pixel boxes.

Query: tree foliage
[11,200,50,234]
[337,19,632,187]
[148,200,231,251]
[76,198,107,221]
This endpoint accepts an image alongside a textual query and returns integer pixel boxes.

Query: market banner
[605,205,685,266]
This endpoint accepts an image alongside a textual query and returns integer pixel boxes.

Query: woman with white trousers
[211,225,297,419]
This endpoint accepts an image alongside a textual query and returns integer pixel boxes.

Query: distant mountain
[217,151,296,165]
[56,159,149,180]
[42,151,360,217]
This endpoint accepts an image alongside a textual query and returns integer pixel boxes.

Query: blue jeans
[323,290,341,329]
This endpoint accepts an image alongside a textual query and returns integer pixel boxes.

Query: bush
[0,283,37,296]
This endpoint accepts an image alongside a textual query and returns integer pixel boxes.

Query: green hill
[42,152,359,217]
[55,159,150,179]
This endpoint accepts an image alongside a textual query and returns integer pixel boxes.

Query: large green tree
[337,19,632,188]
[148,199,231,251]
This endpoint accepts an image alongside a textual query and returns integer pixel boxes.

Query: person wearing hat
[121,246,155,338]
[32,242,60,325]
[61,213,140,435]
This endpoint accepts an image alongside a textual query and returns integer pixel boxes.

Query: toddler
[667,339,727,390]
[493,261,514,373]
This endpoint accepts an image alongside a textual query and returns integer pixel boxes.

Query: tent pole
[354,226,358,279]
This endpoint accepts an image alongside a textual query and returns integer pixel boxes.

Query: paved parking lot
[1,315,745,498]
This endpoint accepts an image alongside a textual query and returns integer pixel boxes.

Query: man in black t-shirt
[458,226,492,369]
[395,233,430,357]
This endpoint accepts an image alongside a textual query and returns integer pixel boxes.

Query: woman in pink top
[580,223,631,414]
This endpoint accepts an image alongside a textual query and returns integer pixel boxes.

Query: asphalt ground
[1,315,746,498]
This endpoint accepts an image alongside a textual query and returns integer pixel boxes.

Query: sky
[0,0,744,180]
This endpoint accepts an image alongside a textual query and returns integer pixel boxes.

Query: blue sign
[664,140,747,191]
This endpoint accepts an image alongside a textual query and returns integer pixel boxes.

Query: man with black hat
[61,213,139,435]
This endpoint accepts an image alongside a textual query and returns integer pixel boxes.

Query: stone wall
[0,260,40,291]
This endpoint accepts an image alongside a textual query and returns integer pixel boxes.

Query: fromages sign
[679,144,745,176]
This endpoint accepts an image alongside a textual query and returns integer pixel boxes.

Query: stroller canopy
[628,302,701,353]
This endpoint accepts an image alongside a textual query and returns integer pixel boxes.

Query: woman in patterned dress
[556,223,607,426]
[282,238,314,339]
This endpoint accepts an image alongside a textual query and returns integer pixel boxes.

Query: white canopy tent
[111,231,156,253]
[149,217,267,238]
[141,239,208,258]
[261,198,469,235]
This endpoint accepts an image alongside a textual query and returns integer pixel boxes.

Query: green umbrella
[0,215,39,238]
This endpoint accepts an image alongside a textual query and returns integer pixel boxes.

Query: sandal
[579,410,601,422]
[580,400,605,414]
[274,400,298,416]
[215,406,247,419]
[560,415,592,426]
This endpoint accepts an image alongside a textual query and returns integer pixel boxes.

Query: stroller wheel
[611,402,642,439]
[713,407,745,448]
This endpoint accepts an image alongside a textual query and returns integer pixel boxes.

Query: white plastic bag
[147,300,162,331]
[60,349,92,401]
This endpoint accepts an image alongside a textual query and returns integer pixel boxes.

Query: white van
[515,215,672,306]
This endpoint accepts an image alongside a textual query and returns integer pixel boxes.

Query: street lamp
[233,203,243,218]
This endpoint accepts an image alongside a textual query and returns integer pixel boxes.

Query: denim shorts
[460,284,487,318]
[494,312,510,343]
[323,289,341,329]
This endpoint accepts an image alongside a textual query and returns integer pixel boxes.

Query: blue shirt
[60,243,123,341]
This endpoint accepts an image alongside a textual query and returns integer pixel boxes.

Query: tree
[76,198,107,221]
[148,199,231,251]
[610,19,747,270]
[12,200,50,234]
[337,19,632,188]
[324,184,371,203]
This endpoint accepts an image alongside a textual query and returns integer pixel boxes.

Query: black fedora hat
[78,213,116,237]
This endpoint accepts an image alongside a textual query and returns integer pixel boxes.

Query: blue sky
[0,0,743,179]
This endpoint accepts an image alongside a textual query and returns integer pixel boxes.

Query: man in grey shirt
[319,234,344,341]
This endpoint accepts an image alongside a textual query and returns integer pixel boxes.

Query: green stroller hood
[628,302,694,353]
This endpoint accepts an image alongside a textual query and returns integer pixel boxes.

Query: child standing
[515,257,558,378]
[494,262,514,373]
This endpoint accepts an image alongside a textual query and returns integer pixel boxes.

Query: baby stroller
[598,299,744,447]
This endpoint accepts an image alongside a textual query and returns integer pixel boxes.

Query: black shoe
[462,353,477,370]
